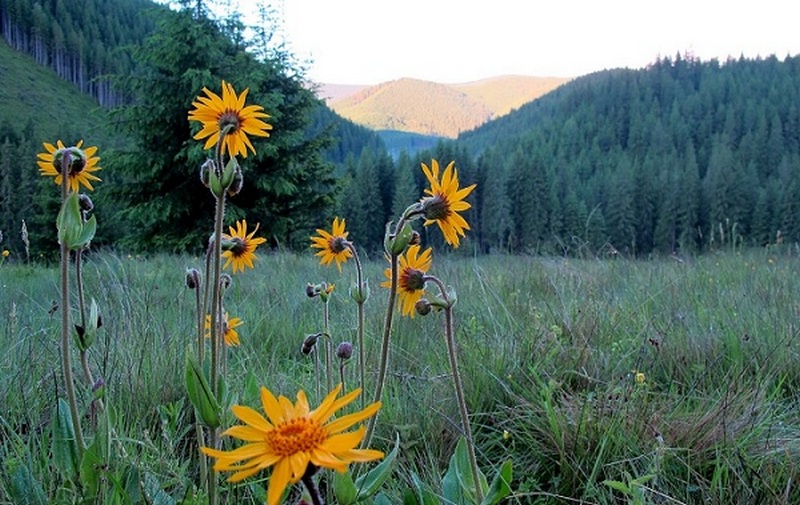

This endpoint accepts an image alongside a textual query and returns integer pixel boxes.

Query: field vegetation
[2,246,799,503]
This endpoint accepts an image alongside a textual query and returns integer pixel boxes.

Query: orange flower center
[422,195,451,221]
[266,418,328,457]
[399,267,426,292]
[218,111,241,135]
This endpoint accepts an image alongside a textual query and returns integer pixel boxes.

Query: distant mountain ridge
[317,75,571,138]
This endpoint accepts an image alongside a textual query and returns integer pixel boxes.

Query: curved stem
[347,243,367,410]
[429,275,483,504]
[363,251,398,448]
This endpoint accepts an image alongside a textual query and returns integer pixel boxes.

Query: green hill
[449,54,800,255]
[0,39,118,146]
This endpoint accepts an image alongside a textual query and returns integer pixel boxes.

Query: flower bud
[306,283,317,297]
[185,268,200,289]
[199,159,215,188]
[350,280,370,304]
[319,282,334,302]
[78,194,94,212]
[301,333,322,355]
[336,341,353,360]
[227,164,243,197]
[415,298,432,316]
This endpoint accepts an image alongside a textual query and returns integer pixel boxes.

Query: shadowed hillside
[327,75,570,138]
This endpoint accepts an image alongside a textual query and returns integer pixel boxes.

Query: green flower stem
[191,269,208,495]
[364,250,398,449]
[339,360,347,394]
[323,300,332,392]
[58,153,85,459]
[206,143,229,505]
[346,242,366,409]
[427,275,483,504]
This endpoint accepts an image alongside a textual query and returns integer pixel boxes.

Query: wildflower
[188,80,272,158]
[205,312,243,346]
[381,245,432,317]
[37,140,101,192]
[221,220,266,274]
[201,384,383,505]
[420,160,476,248]
[310,217,352,271]
[634,371,646,384]
[1,250,8,258]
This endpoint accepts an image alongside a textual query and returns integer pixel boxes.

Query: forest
[0,0,799,259]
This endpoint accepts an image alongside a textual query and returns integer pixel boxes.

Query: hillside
[452,54,800,255]
[0,40,117,145]
[326,75,570,138]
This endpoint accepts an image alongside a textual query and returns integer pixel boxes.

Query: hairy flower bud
[336,341,353,360]
[78,194,94,213]
[415,298,432,316]
[227,164,243,196]
[185,268,201,290]
[301,333,322,355]
[199,159,215,188]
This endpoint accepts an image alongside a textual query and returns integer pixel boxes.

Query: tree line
[0,0,163,106]
[1,0,799,258]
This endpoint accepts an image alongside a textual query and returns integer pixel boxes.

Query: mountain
[322,75,570,138]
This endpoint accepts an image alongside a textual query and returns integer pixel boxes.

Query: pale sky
[228,0,799,85]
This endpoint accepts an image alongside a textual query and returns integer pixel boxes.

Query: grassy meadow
[1,247,800,504]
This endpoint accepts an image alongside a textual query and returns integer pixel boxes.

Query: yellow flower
[420,160,476,248]
[310,217,353,271]
[188,80,272,158]
[221,220,267,274]
[634,371,646,384]
[201,384,383,505]
[37,140,101,192]
[381,244,432,317]
[1,249,9,258]
[205,312,243,347]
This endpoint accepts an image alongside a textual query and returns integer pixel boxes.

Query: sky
[225,0,800,85]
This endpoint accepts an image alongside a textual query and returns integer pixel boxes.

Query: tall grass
[1,248,799,503]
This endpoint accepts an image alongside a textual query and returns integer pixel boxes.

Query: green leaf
[56,193,96,249]
[354,433,400,500]
[56,192,82,248]
[221,156,238,188]
[602,479,631,494]
[452,437,488,504]
[409,472,441,505]
[75,214,97,249]
[333,470,358,505]
[144,472,177,505]
[51,398,79,480]
[441,450,465,504]
[374,492,395,505]
[79,443,104,500]
[185,351,221,428]
[8,462,48,505]
[208,167,223,197]
[479,460,512,505]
